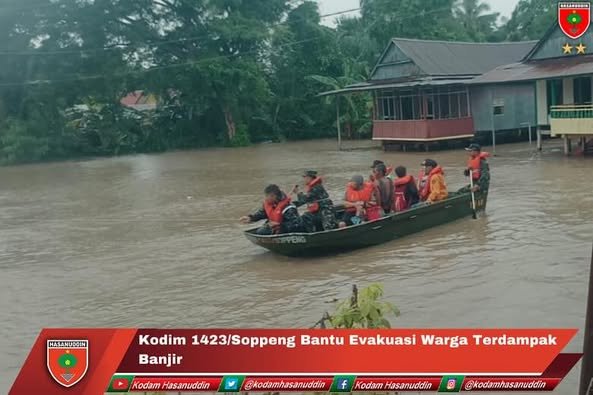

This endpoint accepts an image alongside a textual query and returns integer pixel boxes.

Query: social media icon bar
[107,375,134,392]
[219,376,245,392]
[438,375,464,392]
[330,375,356,392]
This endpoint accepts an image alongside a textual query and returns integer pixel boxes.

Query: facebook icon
[338,378,350,391]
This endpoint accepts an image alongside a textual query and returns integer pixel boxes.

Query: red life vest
[467,152,490,181]
[394,175,414,212]
[263,196,292,224]
[305,177,323,213]
[419,166,444,201]
[345,182,373,213]
[417,171,428,197]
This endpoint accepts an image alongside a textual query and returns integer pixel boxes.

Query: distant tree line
[0,0,557,164]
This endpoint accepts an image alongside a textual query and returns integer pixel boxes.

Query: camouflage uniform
[248,196,305,235]
[458,159,490,194]
[295,182,338,233]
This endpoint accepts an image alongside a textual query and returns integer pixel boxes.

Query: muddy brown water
[0,139,592,394]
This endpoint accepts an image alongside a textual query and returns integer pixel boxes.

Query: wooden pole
[579,244,593,395]
[336,96,342,151]
[537,128,543,151]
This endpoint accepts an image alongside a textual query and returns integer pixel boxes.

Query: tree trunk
[345,121,352,139]
[336,98,342,151]
[223,105,236,141]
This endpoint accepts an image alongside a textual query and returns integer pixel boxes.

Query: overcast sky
[317,0,521,27]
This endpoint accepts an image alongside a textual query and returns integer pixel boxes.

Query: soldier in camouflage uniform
[458,143,490,195]
[240,184,305,235]
[293,170,337,233]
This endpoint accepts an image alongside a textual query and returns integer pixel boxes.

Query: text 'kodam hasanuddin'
[137,333,559,349]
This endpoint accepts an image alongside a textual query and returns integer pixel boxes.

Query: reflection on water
[0,140,592,393]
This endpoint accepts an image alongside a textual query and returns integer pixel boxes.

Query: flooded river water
[1,139,592,393]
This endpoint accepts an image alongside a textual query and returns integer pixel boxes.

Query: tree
[502,0,556,41]
[454,0,500,42]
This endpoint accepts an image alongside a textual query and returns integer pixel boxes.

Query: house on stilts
[320,22,593,156]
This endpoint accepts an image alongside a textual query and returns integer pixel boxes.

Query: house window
[438,93,450,119]
[374,86,470,121]
[546,79,563,112]
[460,91,469,117]
[574,76,592,105]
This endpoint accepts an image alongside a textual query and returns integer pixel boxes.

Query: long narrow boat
[243,187,489,257]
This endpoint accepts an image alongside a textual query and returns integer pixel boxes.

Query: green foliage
[229,124,252,147]
[317,284,400,329]
[0,0,548,165]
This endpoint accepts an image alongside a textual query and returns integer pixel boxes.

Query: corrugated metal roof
[468,55,593,84]
[392,38,538,76]
[318,77,473,96]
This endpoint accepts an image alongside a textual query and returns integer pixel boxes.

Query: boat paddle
[469,170,477,219]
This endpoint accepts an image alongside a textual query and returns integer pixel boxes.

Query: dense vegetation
[0,0,557,164]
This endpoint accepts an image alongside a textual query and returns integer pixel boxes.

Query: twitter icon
[223,377,240,391]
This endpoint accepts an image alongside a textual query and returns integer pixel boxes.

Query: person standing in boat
[292,170,337,232]
[393,166,420,211]
[458,143,490,194]
[370,160,394,181]
[240,184,305,235]
[418,159,448,204]
[372,163,394,215]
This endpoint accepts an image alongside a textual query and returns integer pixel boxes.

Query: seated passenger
[393,166,420,211]
[293,170,337,232]
[240,184,305,235]
[418,159,448,204]
[372,163,394,215]
[339,175,374,228]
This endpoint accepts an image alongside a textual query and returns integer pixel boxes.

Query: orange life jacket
[394,175,414,212]
[263,196,292,224]
[419,166,444,201]
[305,177,323,213]
[345,182,373,213]
[467,152,490,181]
[417,171,428,194]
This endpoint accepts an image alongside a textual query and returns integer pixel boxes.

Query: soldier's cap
[465,143,481,152]
[302,170,318,178]
[375,163,387,174]
[421,159,437,168]
[371,160,384,168]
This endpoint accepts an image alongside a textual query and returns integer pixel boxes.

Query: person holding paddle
[240,184,305,235]
[292,170,337,232]
[459,143,490,194]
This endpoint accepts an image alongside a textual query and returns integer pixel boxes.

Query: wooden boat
[243,188,488,257]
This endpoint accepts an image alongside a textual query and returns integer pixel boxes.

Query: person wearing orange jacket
[459,143,490,194]
[339,175,376,228]
[418,159,448,204]
[240,184,305,235]
[292,170,337,232]
[393,166,420,211]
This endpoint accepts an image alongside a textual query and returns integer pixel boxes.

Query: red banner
[8,328,580,395]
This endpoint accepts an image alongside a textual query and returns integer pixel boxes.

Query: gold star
[563,43,573,54]
[576,43,587,54]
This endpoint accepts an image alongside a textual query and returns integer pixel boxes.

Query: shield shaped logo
[559,2,591,39]
[46,340,89,387]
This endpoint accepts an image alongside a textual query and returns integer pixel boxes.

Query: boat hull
[243,191,488,257]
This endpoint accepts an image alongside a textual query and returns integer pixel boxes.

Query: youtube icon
[107,375,133,392]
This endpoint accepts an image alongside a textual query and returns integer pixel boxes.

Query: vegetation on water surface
[0,0,557,165]
[313,284,400,329]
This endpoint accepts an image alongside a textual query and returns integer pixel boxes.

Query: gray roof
[318,77,472,97]
[392,38,538,76]
[468,55,593,84]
